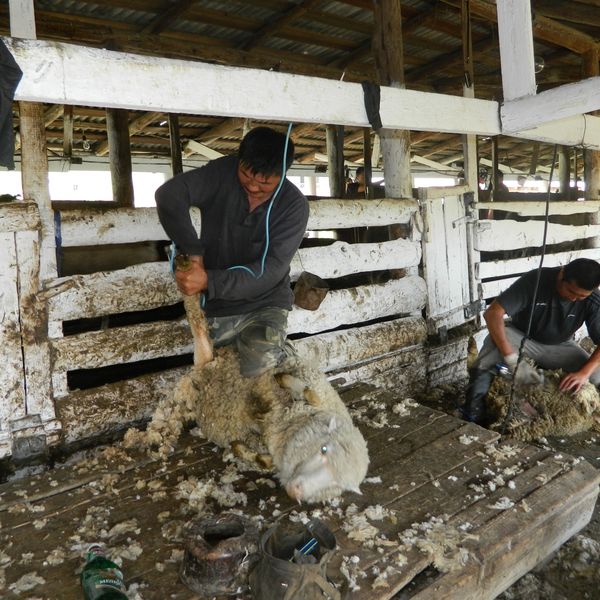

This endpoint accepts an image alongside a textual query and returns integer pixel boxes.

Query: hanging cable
[500,144,559,435]
[227,122,293,278]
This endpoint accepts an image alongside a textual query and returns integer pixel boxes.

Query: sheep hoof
[256,453,273,469]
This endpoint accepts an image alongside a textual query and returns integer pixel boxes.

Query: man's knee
[237,323,287,378]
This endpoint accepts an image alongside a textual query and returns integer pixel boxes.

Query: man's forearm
[484,303,513,358]
[579,345,600,377]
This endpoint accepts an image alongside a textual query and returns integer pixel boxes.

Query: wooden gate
[419,186,480,335]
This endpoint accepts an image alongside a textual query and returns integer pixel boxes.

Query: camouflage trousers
[207,306,296,378]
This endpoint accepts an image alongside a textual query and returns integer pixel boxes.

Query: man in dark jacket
[156,126,309,377]
[462,258,600,425]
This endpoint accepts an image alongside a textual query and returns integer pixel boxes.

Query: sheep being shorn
[125,286,369,503]
[486,370,600,441]
[184,347,370,503]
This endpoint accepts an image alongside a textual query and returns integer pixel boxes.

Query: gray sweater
[156,155,309,317]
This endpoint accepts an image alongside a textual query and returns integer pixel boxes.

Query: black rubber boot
[460,368,495,426]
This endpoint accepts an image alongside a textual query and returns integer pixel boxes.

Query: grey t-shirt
[155,155,309,317]
[498,267,600,344]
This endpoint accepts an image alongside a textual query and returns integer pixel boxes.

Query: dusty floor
[416,381,600,600]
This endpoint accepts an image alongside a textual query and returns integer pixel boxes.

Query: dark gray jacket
[156,155,309,317]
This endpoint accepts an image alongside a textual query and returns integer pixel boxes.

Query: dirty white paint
[513,113,600,149]
[56,200,418,246]
[420,193,472,332]
[5,38,500,135]
[9,0,36,39]
[476,200,600,217]
[496,0,536,101]
[288,276,427,334]
[294,316,427,371]
[478,248,600,280]
[47,262,179,321]
[50,278,426,370]
[290,238,421,279]
[0,233,26,432]
[47,237,421,322]
[15,230,56,422]
[0,202,40,233]
[502,77,600,133]
[476,220,600,252]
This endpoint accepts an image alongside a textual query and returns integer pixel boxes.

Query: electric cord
[500,144,559,435]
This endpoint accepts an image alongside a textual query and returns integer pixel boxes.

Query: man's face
[557,270,594,302]
[237,163,281,205]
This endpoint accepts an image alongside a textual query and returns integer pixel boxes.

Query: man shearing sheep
[156,126,309,378]
[461,258,600,426]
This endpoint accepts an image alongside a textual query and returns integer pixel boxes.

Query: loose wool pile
[486,370,600,441]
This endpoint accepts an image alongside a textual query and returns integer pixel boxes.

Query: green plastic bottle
[80,544,128,599]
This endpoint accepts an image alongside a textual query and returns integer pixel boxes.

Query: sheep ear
[328,416,337,432]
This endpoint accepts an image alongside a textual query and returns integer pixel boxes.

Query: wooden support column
[363,128,373,199]
[584,49,600,201]
[62,104,73,159]
[326,124,345,197]
[168,113,183,176]
[558,146,571,196]
[106,108,134,207]
[372,0,412,199]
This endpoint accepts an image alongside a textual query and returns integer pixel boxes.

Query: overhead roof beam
[140,0,198,35]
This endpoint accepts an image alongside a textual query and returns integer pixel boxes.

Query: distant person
[517,175,528,189]
[494,170,509,194]
[347,166,366,195]
[155,126,309,377]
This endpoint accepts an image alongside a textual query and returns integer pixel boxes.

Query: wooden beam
[182,139,224,159]
[106,108,134,207]
[62,104,73,158]
[326,124,345,197]
[9,0,36,39]
[197,117,244,143]
[95,111,162,157]
[239,0,321,51]
[15,104,62,151]
[168,113,182,176]
[496,0,536,101]
[501,76,600,132]
[140,0,197,35]
[6,38,500,136]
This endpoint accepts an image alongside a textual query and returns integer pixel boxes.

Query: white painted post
[496,0,536,101]
[9,0,36,39]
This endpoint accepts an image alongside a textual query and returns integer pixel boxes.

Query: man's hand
[503,353,544,386]
[559,371,589,394]
[175,255,208,296]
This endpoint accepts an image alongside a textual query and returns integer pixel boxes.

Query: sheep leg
[276,372,322,407]
[175,254,213,367]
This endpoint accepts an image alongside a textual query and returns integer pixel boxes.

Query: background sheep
[485,370,600,441]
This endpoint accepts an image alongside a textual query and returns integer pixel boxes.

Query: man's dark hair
[355,166,365,177]
[238,126,294,176]
[563,258,600,290]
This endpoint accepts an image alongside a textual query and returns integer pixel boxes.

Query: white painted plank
[47,238,420,321]
[513,114,600,150]
[288,276,427,334]
[0,202,40,233]
[0,233,26,432]
[293,316,427,372]
[6,38,500,135]
[290,238,421,280]
[502,77,600,132]
[496,0,536,101]
[9,0,36,39]
[475,200,600,217]
[51,278,427,370]
[482,277,519,299]
[57,200,418,246]
[183,140,224,159]
[476,220,600,252]
[478,248,600,279]
[15,231,56,422]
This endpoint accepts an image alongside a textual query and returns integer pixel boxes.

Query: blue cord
[227,122,293,278]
